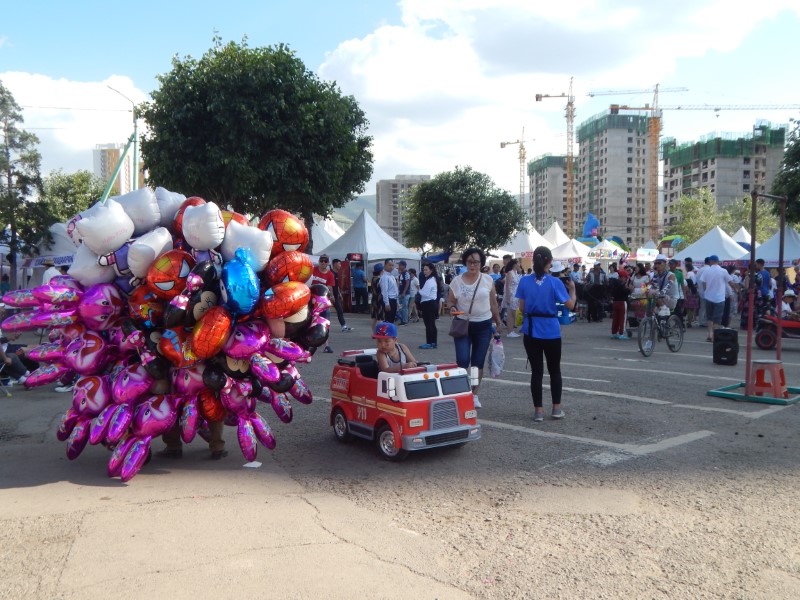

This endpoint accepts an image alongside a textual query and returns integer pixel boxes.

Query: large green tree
[665,188,778,248]
[1,80,43,288]
[139,38,373,251]
[40,169,104,223]
[403,166,526,252]
[772,118,800,224]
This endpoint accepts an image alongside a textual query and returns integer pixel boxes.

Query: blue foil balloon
[221,248,259,315]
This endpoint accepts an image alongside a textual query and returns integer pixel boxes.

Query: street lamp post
[107,85,139,192]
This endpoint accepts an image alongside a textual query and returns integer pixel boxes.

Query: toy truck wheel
[332,409,352,442]
[375,424,408,461]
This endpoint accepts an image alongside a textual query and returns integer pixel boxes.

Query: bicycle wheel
[665,314,684,352]
[638,316,656,357]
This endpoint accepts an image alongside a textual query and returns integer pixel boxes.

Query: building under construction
[575,111,656,248]
[662,123,786,229]
[527,155,568,233]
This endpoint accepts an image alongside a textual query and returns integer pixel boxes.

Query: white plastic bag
[488,337,505,378]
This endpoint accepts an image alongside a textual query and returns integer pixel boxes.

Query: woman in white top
[447,248,504,408]
[628,263,651,297]
[408,268,420,323]
[418,263,441,349]
[503,258,522,337]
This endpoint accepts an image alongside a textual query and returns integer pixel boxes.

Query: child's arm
[399,343,417,368]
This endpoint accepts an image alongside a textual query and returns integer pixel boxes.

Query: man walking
[380,258,399,325]
[351,261,368,313]
[330,259,354,332]
[396,260,411,325]
[697,255,735,342]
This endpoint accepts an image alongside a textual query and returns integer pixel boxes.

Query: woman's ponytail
[533,246,552,280]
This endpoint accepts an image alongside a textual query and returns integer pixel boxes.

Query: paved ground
[2,314,800,599]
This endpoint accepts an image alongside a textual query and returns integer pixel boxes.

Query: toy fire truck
[330,349,481,460]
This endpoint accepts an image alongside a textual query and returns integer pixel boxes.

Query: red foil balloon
[263,251,313,287]
[191,305,233,359]
[198,388,226,422]
[259,281,310,320]
[146,250,196,301]
[128,285,165,327]
[221,210,250,228]
[257,209,308,256]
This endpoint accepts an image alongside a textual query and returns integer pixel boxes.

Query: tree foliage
[403,166,526,252]
[40,170,104,223]
[665,187,778,248]
[772,118,800,224]
[139,37,373,249]
[1,80,43,288]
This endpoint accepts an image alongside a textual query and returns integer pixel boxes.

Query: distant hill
[331,194,375,229]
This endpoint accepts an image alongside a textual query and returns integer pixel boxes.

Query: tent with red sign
[551,238,592,263]
[745,226,800,268]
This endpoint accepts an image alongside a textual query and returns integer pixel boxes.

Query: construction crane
[500,128,530,210]
[586,85,687,243]
[535,77,575,236]
[609,101,800,242]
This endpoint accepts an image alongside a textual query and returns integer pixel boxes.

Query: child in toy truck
[373,321,418,373]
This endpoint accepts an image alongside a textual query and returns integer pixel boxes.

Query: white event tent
[672,226,747,263]
[542,222,570,247]
[747,226,800,267]
[311,217,345,252]
[315,209,420,264]
[495,222,552,256]
[551,238,592,262]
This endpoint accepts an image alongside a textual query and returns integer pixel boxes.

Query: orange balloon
[263,251,313,287]
[260,281,311,320]
[198,388,226,422]
[191,305,233,359]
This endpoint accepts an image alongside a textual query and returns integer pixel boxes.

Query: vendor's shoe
[323,346,334,353]
[156,446,183,459]
[210,450,228,460]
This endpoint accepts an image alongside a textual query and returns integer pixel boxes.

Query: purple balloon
[66,420,91,460]
[237,417,258,462]
[250,412,276,450]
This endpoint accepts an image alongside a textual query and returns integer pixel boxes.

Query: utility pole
[107,86,139,194]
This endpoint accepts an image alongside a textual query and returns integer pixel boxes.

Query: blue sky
[2,0,799,198]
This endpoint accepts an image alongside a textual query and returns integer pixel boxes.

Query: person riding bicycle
[647,255,679,316]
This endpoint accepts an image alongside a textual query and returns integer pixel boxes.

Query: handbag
[449,277,480,338]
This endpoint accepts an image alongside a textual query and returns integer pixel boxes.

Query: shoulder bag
[449,276,480,338]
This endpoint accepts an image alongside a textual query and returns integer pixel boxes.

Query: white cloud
[1,72,147,176]
[321,0,800,194]
[3,0,799,198]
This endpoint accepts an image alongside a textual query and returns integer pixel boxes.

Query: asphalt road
[2,314,799,599]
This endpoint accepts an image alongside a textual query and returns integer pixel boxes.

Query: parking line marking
[671,404,787,419]
[481,378,670,404]
[523,360,744,382]
[503,369,610,383]
[479,418,713,455]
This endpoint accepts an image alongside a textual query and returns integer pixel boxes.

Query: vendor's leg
[157,423,183,458]
[207,420,225,454]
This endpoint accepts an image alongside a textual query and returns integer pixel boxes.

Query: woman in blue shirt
[515,246,576,422]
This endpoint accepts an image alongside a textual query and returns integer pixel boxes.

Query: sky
[2,0,799,202]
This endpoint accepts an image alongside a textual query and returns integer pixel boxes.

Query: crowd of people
[347,250,798,425]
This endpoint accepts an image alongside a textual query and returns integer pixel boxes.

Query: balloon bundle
[2,188,331,481]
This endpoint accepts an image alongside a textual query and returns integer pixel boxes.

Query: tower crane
[500,127,531,210]
[609,101,800,241]
[586,85,688,243]
[535,77,575,236]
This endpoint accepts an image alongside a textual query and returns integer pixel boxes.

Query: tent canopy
[315,209,420,262]
[311,217,344,252]
[672,226,747,262]
[495,222,552,256]
[587,238,626,262]
[542,221,570,247]
[745,226,800,267]
[551,238,591,261]
[731,226,752,244]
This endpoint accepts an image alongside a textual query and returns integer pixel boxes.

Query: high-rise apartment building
[661,123,786,229]
[575,111,655,248]
[93,143,145,196]
[375,175,430,244]
[527,155,567,233]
